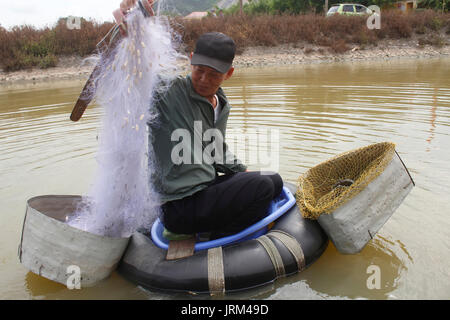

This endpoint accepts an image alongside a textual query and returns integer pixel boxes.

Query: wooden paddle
[70,37,118,122]
[70,62,103,121]
[70,0,155,122]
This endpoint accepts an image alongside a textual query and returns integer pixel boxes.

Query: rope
[268,230,305,272]
[256,235,285,278]
[207,246,225,295]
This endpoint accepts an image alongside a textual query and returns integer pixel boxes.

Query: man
[150,32,283,239]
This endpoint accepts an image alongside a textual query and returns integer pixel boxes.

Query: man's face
[190,64,234,98]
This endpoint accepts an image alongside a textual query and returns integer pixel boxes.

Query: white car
[326,3,373,17]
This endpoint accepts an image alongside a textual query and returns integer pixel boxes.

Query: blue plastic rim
[151,186,296,251]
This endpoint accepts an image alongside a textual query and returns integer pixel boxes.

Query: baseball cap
[191,32,236,74]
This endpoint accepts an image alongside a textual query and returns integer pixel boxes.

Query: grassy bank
[1,10,449,72]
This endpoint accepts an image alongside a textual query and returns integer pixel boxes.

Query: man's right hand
[120,0,155,15]
[120,0,137,13]
[114,0,154,35]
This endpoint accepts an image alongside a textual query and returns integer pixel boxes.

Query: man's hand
[120,0,155,15]
[120,0,137,13]
[114,0,154,35]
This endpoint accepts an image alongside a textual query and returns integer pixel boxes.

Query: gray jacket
[149,75,247,203]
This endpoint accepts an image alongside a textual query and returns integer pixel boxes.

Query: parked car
[326,3,373,16]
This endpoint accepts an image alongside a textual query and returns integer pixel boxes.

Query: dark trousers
[161,171,283,236]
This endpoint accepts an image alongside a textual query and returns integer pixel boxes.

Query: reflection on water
[306,236,412,299]
[24,271,148,300]
[1,57,450,299]
[25,272,67,298]
[258,235,412,300]
[426,87,438,151]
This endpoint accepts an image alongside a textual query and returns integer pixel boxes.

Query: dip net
[296,142,396,220]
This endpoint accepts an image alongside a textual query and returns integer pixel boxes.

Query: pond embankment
[1,37,449,84]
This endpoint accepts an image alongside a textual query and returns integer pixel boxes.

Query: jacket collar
[187,74,229,110]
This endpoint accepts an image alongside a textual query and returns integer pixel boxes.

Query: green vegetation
[225,0,449,14]
[418,0,449,11]
[0,6,449,72]
[163,0,220,15]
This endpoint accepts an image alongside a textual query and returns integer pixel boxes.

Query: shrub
[38,54,58,69]
[1,10,449,72]
[418,34,447,47]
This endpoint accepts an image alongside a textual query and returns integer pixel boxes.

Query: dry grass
[174,10,449,54]
[1,10,449,72]
[0,19,114,71]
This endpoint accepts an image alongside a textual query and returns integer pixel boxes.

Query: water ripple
[1,59,450,299]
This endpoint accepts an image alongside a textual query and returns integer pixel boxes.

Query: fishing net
[68,5,183,237]
[296,142,396,220]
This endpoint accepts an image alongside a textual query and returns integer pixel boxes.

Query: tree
[227,0,416,15]
[418,0,449,11]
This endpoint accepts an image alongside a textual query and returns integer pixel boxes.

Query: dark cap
[191,32,235,74]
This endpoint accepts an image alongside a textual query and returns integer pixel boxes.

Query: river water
[1,57,449,299]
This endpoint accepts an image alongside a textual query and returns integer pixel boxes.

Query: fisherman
[151,31,283,239]
[121,0,283,239]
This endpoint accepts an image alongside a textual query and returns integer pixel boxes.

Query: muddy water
[1,57,449,299]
